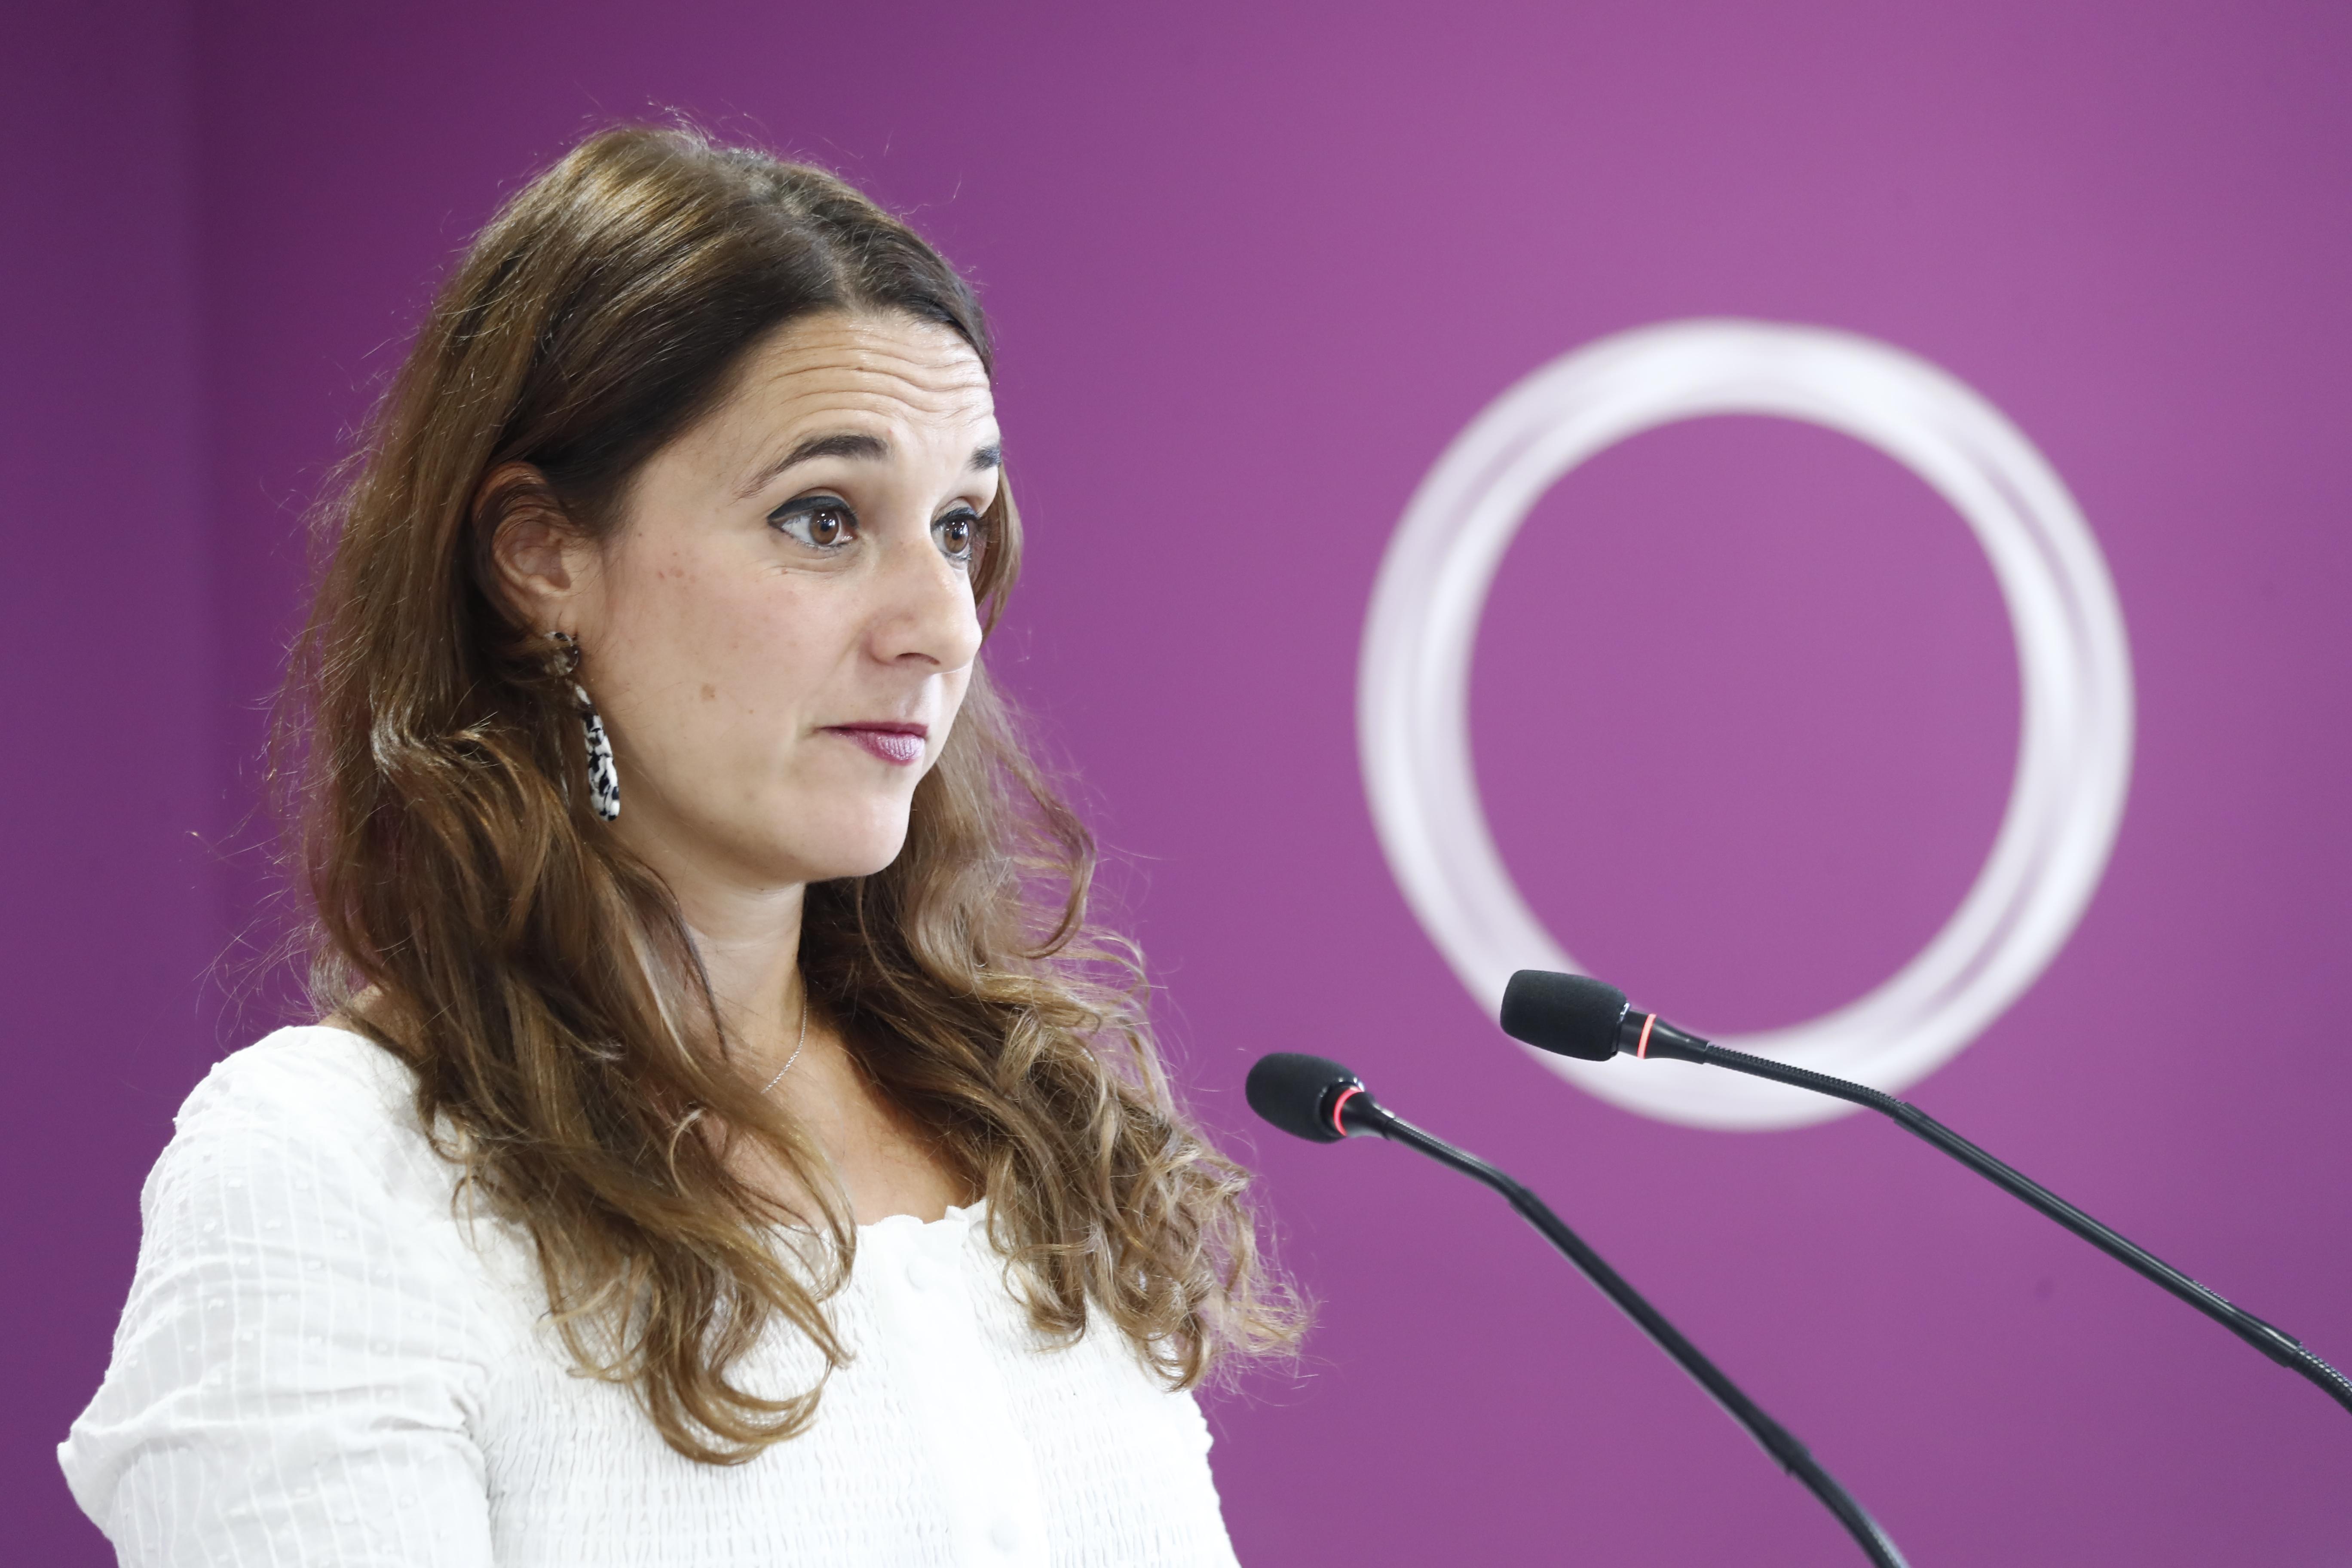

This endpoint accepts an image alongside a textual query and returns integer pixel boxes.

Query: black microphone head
[1246,1052,1363,1143]
[1500,970,1629,1061]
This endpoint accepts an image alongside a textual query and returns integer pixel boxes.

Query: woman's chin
[771,815,911,885]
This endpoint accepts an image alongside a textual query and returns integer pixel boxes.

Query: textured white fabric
[61,1027,1240,1567]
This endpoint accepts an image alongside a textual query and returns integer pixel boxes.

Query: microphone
[1246,1051,1910,1568]
[1499,970,2352,1419]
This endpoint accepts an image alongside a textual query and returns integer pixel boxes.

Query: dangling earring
[547,631,620,822]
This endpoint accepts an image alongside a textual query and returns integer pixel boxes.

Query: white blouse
[60,1027,1241,1567]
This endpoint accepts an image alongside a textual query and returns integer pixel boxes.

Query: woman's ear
[480,462,595,631]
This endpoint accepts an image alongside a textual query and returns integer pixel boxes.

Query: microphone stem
[1684,1040,2352,1418]
[1365,1108,1911,1568]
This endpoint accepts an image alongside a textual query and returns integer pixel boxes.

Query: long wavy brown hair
[276,124,1298,1465]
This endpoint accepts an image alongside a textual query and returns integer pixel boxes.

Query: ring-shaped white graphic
[1359,320,2133,1129]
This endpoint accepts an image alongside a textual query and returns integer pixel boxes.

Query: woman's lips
[825,724,927,767]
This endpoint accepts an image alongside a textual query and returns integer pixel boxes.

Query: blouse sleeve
[59,1044,498,1566]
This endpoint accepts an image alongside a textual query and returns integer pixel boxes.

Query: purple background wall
[2,0,218,1551]
[9,0,2349,1561]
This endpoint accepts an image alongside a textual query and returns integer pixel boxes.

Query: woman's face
[517,309,1000,893]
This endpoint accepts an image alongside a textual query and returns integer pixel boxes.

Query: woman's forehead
[657,311,998,494]
[738,311,989,418]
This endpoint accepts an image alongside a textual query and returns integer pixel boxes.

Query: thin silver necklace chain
[757,989,810,1096]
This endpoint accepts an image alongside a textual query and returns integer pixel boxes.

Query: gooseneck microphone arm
[1246,1053,1910,1568]
[1498,970,2352,1419]
[1665,1029,2352,1416]
[1368,1107,1911,1568]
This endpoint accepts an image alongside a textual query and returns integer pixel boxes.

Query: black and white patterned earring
[547,631,620,822]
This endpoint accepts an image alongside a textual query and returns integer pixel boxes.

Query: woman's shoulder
[161,1024,455,1206]
[64,1027,503,1551]
[126,1025,502,1337]
[181,1023,412,1127]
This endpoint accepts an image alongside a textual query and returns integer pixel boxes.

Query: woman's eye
[934,508,980,564]
[769,497,857,548]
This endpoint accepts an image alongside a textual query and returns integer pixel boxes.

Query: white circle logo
[1358,320,2133,1129]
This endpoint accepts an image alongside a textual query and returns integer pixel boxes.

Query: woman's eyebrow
[737,432,1002,499]
[736,430,891,497]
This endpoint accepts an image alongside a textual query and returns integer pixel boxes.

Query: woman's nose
[870,527,984,671]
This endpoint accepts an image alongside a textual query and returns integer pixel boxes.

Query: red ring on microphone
[1329,1085,1363,1138]
[1635,1013,1657,1060]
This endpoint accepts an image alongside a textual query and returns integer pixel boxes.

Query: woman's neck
[670,879,810,1069]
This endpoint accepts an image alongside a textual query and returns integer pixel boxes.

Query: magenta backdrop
[10,0,2351,1561]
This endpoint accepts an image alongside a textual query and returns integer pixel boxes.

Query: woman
[61,126,1295,1565]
